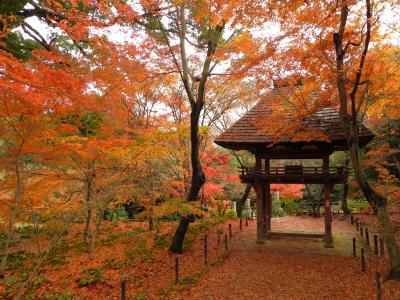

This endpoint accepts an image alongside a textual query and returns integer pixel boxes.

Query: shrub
[6,251,34,270]
[121,230,146,245]
[210,209,235,223]
[347,199,370,212]
[125,246,154,264]
[130,227,146,235]
[282,199,299,215]
[153,234,170,249]
[49,255,68,269]
[183,219,212,250]
[157,212,181,222]
[135,292,147,300]
[103,258,126,270]
[135,279,145,287]
[42,290,75,300]
[1,271,50,299]
[151,199,204,221]
[44,222,69,239]
[100,232,125,244]
[75,268,105,287]
[111,206,129,224]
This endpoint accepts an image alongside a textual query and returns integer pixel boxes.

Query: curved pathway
[174,216,399,300]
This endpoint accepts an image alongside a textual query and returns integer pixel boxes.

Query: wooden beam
[239,175,346,184]
[269,231,325,238]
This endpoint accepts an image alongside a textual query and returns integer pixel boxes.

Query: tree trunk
[148,215,154,231]
[169,215,195,254]
[237,183,252,218]
[89,208,103,261]
[341,158,350,215]
[377,206,400,280]
[83,208,92,243]
[333,0,400,279]
[342,181,350,215]
[168,7,224,253]
[83,181,93,243]
[170,104,205,253]
[187,103,206,202]
[0,161,22,277]
[349,142,400,280]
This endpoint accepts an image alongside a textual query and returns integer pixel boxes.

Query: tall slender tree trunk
[349,141,400,279]
[341,157,350,215]
[168,7,224,253]
[169,215,195,254]
[333,0,400,279]
[188,104,206,202]
[169,104,205,253]
[237,183,252,218]
[0,160,22,277]
[377,206,400,279]
[89,208,103,261]
[83,181,93,243]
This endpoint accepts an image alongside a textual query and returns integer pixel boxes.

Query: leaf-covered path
[173,216,400,300]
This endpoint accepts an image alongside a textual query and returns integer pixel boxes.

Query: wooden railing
[239,166,348,177]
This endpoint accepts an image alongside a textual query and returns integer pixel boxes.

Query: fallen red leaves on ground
[2,216,399,299]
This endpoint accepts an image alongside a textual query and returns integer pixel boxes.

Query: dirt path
[173,216,400,300]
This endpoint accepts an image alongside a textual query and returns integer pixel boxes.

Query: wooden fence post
[376,272,382,300]
[240,219,243,231]
[120,280,126,300]
[175,257,179,283]
[365,228,370,246]
[229,223,232,238]
[360,222,363,236]
[350,214,354,225]
[361,248,366,272]
[356,219,359,230]
[374,235,378,255]
[245,217,248,226]
[379,238,384,256]
[204,235,208,265]
[225,234,228,251]
[352,238,356,257]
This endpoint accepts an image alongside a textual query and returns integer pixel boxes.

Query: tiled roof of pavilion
[214,87,374,151]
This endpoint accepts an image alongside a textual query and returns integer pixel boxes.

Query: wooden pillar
[255,155,261,173]
[253,183,265,244]
[323,156,333,247]
[265,183,271,234]
[264,158,269,175]
[323,183,333,247]
[264,158,271,234]
[322,156,329,174]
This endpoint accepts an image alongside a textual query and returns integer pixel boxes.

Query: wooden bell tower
[215,87,374,247]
